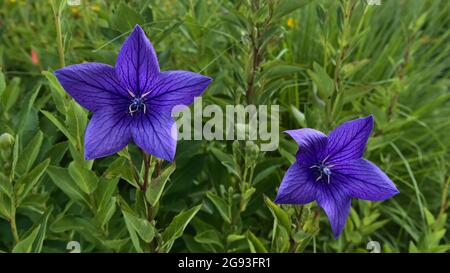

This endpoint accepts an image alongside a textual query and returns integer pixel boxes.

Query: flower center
[127,90,151,116]
[310,162,333,184]
[128,97,146,116]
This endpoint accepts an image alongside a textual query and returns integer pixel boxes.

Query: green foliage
[0,0,448,253]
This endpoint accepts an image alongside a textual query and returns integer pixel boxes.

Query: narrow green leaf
[206,192,231,224]
[68,161,98,195]
[160,204,202,252]
[0,70,5,95]
[32,207,53,253]
[41,110,77,146]
[210,147,240,177]
[145,164,175,206]
[12,225,41,253]
[42,71,66,114]
[16,130,43,175]
[122,210,155,243]
[16,158,50,205]
[263,195,291,233]
[247,230,268,253]
[274,0,309,18]
[46,166,89,206]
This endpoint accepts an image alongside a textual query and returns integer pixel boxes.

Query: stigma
[310,162,334,184]
[127,90,150,116]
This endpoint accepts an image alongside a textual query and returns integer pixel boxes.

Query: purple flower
[275,116,399,238]
[55,25,212,161]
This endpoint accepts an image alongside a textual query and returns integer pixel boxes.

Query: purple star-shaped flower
[55,25,212,161]
[275,115,399,238]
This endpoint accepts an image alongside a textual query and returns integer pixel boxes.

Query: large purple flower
[275,116,399,238]
[55,25,212,161]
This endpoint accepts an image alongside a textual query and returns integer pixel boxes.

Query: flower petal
[55,63,129,112]
[284,129,328,166]
[326,115,374,164]
[316,184,351,239]
[275,163,317,204]
[84,109,132,160]
[131,111,177,161]
[147,70,212,112]
[116,25,159,96]
[332,159,399,201]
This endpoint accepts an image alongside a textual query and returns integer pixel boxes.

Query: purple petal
[55,63,129,112]
[84,109,132,160]
[146,70,212,112]
[332,159,399,201]
[284,129,328,166]
[131,111,177,161]
[275,163,317,204]
[316,184,351,239]
[326,115,374,164]
[116,25,159,96]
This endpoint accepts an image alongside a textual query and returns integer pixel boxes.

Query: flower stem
[141,153,152,222]
[52,0,65,68]
[10,205,19,245]
[140,152,158,252]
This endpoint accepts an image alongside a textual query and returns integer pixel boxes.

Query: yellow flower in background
[8,0,17,4]
[287,18,296,28]
[70,6,80,17]
[69,6,80,18]
[419,35,430,44]
[91,3,100,13]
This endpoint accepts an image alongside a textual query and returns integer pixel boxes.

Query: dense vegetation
[0,0,448,253]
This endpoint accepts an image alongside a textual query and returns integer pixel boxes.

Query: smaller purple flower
[275,115,399,238]
[54,25,212,161]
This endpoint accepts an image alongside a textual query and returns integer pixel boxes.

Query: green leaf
[341,59,370,78]
[145,164,175,206]
[0,192,12,219]
[95,177,119,214]
[42,71,66,114]
[290,106,307,128]
[122,210,155,244]
[206,192,231,224]
[66,100,87,152]
[32,207,53,253]
[46,166,89,206]
[68,161,98,195]
[307,62,334,99]
[274,0,309,18]
[194,229,224,248]
[0,70,5,95]
[160,204,202,252]
[424,208,435,226]
[247,230,268,253]
[210,147,240,177]
[97,197,117,228]
[12,225,41,253]
[112,3,145,33]
[0,77,21,113]
[104,157,139,188]
[41,110,77,146]
[263,195,291,233]
[0,173,13,198]
[16,158,50,205]
[262,63,304,79]
[16,130,43,175]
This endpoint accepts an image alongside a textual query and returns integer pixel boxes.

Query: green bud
[0,133,14,150]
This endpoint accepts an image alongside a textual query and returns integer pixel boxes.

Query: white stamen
[141,91,151,98]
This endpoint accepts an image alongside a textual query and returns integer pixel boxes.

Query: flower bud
[0,133,14,150]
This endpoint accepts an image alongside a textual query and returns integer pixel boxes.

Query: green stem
[10,207,19,245]
[53,1,65,68]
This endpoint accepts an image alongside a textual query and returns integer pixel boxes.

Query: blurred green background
[0,0,448,253]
